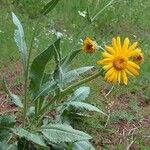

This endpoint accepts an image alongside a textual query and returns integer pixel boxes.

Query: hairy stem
[62,70,103,95]
[23,16,42,127]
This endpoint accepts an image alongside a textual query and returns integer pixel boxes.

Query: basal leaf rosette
[97,36,144,85]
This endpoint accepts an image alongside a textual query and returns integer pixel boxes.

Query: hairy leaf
[0,115,15,142]
[67,101,107,115]
[69,86,90,102]
[73,140,95,150]
[12,128,46,147]
[41,124,92,143]
[12,12,27,70]
[2,79,23,108]
[63,66,94,85]
[34,80,57,101]
[67,102,100,112]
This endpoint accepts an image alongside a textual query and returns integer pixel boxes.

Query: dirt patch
[0,61,23,114]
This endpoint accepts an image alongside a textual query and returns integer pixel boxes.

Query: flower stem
[91,0,114,22]
[23,16,42,127]
[62,70,103,95]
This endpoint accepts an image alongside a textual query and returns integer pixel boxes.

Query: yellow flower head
[82,37,97,53]
[132,51,144,64]
[97,36,143,85]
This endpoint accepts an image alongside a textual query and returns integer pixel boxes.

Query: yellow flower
[82,37,97,53]
[97,36,143,85]
[132,51,144,64]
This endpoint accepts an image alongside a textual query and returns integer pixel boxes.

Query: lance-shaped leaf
[63,66,94,86]
[61,49,81,71]
[67,101,106,115]
[12,128,47,147]
[29,39,60,98]
[58,87,107,118]
[0,115,16,142]
[57,87,90,116]
[12,12,27,70]
[2,79,23,108]
[86,7,92,23]
[41,124,92,143]
[73,140,95,150]
[41,0,60,15]
[33,80,57,101]
[69,86,90,102]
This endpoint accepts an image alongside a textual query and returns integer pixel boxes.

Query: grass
[0,0,150,149]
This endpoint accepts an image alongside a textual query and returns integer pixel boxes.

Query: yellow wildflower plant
[97,36,143,85]
[82,37,97,53]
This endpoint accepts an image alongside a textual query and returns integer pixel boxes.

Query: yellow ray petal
[105,68,115,79]
[103,64,113,71]
[128,42,138,51]
[121,70,128,85]
[125,69,135,77]
[105,45,115,54]
[112,72,118,84]
[118,71,121,83]
[126,65,139,76]
[128,48,141,57]
[102,51,113,58]
[128,61,140,69]
[107,72,116,82]
[117,36,121,51]
[97,58,112,65]
[122,37,129,51]
[112,38,119,52]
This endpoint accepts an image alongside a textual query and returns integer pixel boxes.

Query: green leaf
[29,39,60,98]
[63,66,94,85]
[0,115,16,129]
[67,102,101,112]
[57,87,90,117]
[0,142,17,150]
[0,115,16,142]
[86,7,92,23]
[41,124,92,143]
[2,79,23,108]
[12,128,47,147]
[73,140,95,150]
[27,106,35,118]
[61,49,81,71]
[47,142,67,149]
[41,0,60,15]
[67,101,107,115]
[69,87,90,102]
[12,12,27,70]
[34,80,57,101]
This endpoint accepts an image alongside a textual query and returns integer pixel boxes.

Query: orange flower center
[113,56,128,70]
[86,42,94,50]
